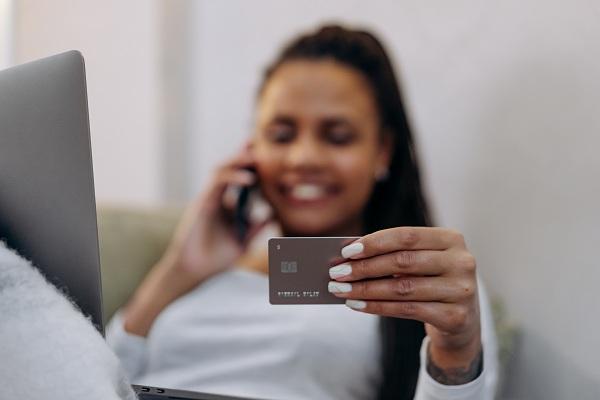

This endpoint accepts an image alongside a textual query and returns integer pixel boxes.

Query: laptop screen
[0,51,104,332]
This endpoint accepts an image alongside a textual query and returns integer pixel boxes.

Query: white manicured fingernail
[345,299,367,310]
[328,281,352,293]
[341,242,364,259]
[329,263,352,279]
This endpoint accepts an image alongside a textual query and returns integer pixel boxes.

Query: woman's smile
[278,180,341,206]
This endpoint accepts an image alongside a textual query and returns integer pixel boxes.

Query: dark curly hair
[258,25,433,399]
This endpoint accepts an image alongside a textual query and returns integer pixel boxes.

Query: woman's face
[252,59,392,236]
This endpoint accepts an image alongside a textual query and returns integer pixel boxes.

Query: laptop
[0,51,257,400]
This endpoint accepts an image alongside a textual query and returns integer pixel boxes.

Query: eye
[325,127,356,145]
[265,123,295,143]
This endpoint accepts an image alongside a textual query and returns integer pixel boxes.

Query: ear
[376,130,394,177]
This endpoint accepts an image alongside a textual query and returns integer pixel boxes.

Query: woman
[107,25,498,400]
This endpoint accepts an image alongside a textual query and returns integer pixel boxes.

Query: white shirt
[107,267,498,400]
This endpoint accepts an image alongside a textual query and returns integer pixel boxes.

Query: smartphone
[268,237,359,304]
[234,167,257,242]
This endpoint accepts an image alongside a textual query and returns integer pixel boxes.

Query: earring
[375,167,389,182]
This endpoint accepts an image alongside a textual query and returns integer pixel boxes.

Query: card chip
[281,261,297,273]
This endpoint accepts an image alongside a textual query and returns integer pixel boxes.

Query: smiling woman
[108,25,498,400]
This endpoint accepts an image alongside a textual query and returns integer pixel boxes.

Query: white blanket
[0,241,136,400]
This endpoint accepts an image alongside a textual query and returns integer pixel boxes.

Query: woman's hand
[123,145,269,336]
[328,227,482,382]
[164,146,260,280]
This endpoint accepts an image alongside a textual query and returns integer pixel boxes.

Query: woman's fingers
[205,144,256,202]
[330,250,446,281]
[204,162,256,208]
[221,170,257,210]
[330,248,476,281]
[341,227,465,260]
[343,300,473,335]
[328,276,476,303]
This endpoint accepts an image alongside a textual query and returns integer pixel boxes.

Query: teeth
[290,184,327,200]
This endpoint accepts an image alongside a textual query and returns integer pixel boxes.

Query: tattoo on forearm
[426,347,483,385]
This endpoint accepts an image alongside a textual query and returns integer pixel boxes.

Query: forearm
[123,252,206,337]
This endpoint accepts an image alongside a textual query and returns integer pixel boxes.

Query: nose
[284,131,327,170]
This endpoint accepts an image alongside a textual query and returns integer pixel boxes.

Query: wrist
[429,332,481,368]
[123,293,168,337]
[426,333,483,385]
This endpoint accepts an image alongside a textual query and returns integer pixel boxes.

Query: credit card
[268,237,358,304]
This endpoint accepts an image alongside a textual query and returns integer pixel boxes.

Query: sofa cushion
[97,206,180,324]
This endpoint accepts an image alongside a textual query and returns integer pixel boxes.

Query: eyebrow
[268,114,355,128]
[320,117,354,128]
[268,115,296,126]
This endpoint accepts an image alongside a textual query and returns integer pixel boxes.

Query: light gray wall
[0,0,13,68]
[12,0,164,206]
[185,1,600,399]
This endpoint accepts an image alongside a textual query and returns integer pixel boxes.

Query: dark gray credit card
[268,237,359,304]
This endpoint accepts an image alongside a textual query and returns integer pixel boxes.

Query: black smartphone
[234,167,257,242]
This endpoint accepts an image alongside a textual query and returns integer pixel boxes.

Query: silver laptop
[0,51,256,400]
